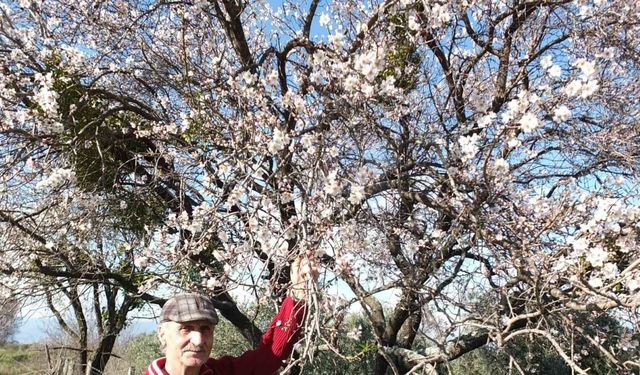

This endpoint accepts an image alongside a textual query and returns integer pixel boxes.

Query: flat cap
[160,293,219,325]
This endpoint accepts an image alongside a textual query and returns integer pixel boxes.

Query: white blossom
[580,79,599,98]
[408,15,420,31]
[431,229,444,238]
[346,325,362,340]
[328,146,340,158]
[627,276,640,292]
[547,64,562,78]
[319,13,330,27]
[0,2,639,370]
[588,275,604,288]
[431,3,451,26]
[324,171,341,196]
[310,70,323,85]
[348,184,365,205]
[576,59,597,79]
[36,168,75,190]
[380,76,397,95]
[344,74,359,92]
[268,128,291,154]
[458,133,480,161]
[553,105,572,123]
[361,83,375,97]
[301,133,317,154]
[519,112,540,132]
[493,158,510,173]
[507,137,521,148]
[615,233,636,253]
[264,69,279,86]
[552,256,572,272]
[571,237,590,253]
[218,230,229,243]
[354,49,384,77]
[586,246,608,268]
[33,72,59,118]
[601,262,619,280]
[477,112,496,128]
[328,32,344,48]
[134,256,149,268]
[206,277,222,289]
[563,80,583,97]
[541,55,553,69]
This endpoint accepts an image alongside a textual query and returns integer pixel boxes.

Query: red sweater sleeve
[209,296,306,375]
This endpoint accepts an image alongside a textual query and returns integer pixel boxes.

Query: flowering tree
[1,0,639,374]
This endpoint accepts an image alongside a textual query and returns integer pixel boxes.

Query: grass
[0,342,141,375]
[0,343,44,374]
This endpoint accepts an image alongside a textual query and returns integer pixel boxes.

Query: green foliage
[182,116,208,144]
[377,12,423,92]
[41,67,167,235]
[121,332,163,373]
[212,301,276,358]
[442,338,576,375]
[442,312,638,375]
[210,318,254,358]
[65,106,164,234]
[440,346,507,375]
[303,314,377,375]
[184,238,227,286]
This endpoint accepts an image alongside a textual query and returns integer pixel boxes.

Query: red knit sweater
[144,296,305,375]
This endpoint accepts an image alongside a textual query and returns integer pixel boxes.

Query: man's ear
[157,323,166,349]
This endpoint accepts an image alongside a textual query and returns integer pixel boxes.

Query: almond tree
[1,1,639,374]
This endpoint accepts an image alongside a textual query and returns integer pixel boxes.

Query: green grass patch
[0,344,41,374]
[0,344,46,375]
[0,344,35,362]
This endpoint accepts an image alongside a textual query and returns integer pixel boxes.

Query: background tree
[120,332,163,374]
[0,295,19,345]
[1,0,640,374]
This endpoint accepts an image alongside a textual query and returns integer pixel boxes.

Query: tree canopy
[1,0,639,374]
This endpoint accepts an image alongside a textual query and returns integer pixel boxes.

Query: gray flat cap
[160,293,219,325]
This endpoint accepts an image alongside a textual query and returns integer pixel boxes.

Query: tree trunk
[88,332,117,375]
[395,310,422,373]
[373,354,390,375]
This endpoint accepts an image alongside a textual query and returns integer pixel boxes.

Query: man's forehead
[171,319,214,327]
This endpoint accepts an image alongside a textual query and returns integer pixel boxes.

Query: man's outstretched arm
[210,256,318,375]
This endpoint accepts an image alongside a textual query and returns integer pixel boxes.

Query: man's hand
[289,255,319,301]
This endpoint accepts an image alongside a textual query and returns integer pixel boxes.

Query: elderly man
[144,256,317,375]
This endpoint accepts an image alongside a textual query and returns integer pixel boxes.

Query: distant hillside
[13,317,53,344]
[14,317,157,344]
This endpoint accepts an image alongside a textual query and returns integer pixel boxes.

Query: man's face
[160,319,214,370]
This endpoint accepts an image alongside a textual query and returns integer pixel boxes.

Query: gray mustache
[182,346,205,353]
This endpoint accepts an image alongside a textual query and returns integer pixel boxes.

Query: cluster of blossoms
[35,168,75,190]
[268,128,291,154]
[556,198,640,293]
[541,55,563,79]
[32,72,60,118]
[563,59,600,99]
